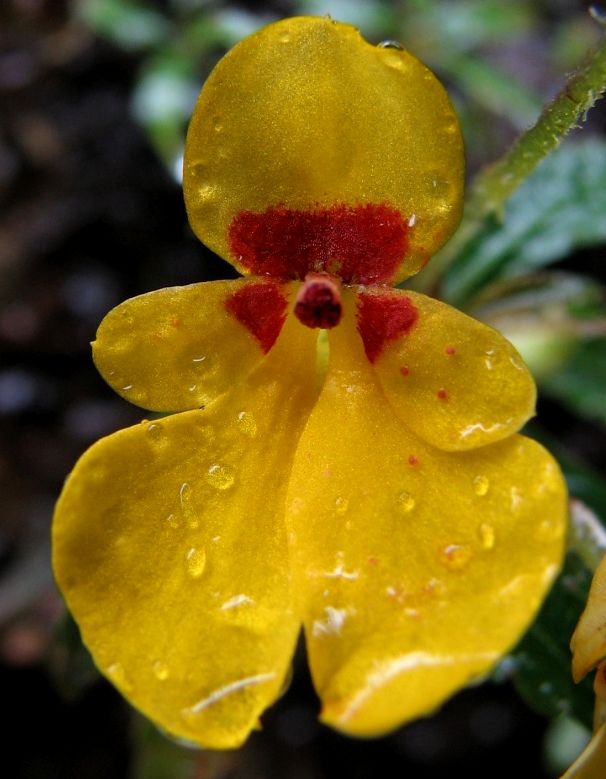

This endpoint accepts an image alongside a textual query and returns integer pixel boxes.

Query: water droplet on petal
[186,547,206,578]
[166,513,179,529]
[147,422,162,437]
[153,661,169,680]
[396,491,416,513]
[237,411,257,438]
[478,523,496,549]
[441,544,473,570]
[107,662,132,691]
[335,496,349,515]
[206,464,235,490]
[179,482,198,528]
[473,475,490,496]
[377,39,403,49]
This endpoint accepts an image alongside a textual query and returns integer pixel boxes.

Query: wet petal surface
[286,309,566,737]
[93,279,291,412]
[355,288,536,451]
[54,314,317,748]
[183,17,463,283]
[571,556,606,682]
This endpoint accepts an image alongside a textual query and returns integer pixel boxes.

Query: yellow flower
[563,556,606,778]
[52,17,567,749]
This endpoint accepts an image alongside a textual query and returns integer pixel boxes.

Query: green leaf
[443,140,606,306]
[510,552,595,730]
[543,338,606,426]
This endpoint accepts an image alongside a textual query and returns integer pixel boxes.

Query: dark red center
[229,203,409,285]
[294,273,342,330]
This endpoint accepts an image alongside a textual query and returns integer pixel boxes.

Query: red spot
[229,203,409,284]
[445,346,456,355]
[437,388,448,400]
[400,366,410,377]
[170,318,181,328]
[367,556,379,566]
[294,273,342,329]
[408,455,419,466]
[357,291,418,363]
[225,281,288,354]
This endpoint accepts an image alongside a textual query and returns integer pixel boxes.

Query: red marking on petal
[294,273,342,329]
[367,556,379,567]
[437,388,448,400]
[445,345,456,355]
[408,455,419,466]
[229,203,409,285]
[400,366,410,377]
[357,292,418,363]
[224,281,288,354]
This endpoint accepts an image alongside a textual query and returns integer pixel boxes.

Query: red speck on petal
[229,203,409,285]
[357,291,418,363]
[408,455,419,466]
[225,281,288,354]
[368,556,379,566]
[400,366,410,377]
[445,346,456,355]
[170,318,181,328]
[437,388,448,400]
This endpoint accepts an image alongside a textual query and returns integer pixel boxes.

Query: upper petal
[53,313,318,748]
[93,278,292,412]
[355,288,537,451]
[183,16,463,284]
[571,555,606,682]
[286,312,567,737]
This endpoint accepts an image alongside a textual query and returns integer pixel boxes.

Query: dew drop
[478,523,496,550]
[107,662,132,691]
[473,475,490,496]
[147,422,162,437]
[377,39,404,49]
[153,660,169,681]
[213,118,222,132]
[335,496,349,515]
[191,355,206,363]
[237,411,257,438]
[179,482,198,529]
[206,464,235,490]
[441,544,473,570]
[186,547,206,578]
[279,32,290,43]
[166,513,179,529]
[396,491,416,513]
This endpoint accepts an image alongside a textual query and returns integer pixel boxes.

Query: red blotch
[408,455,419,466]
[229,203,409,285]
[357,292,418,363]
[225,281,288,354]
[445,345,456,355]
[437,388,448,400]
[294,273,342,329]
[400,365,410,377]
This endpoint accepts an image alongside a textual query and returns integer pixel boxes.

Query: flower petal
[53,314,318,748]
[355,288,536,451]
[183,17,463,284]
[560,721,606,779]
[286,312,566,737]
[93,278,291,412]
[571,556,606,682]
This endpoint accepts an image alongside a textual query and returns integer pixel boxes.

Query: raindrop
[237,411,257,438]
[377,40,404,50]
[147,422,162,437]
[206,464,235,490]
[186,547,206,578]
[107,662,132,691]
[478,523,495,550]
[396,491,416,513]
[166,513,179,529]
[473,475,490,496]
[440,544,473,570]
[191,355,206,363]
[279,32,290,43]
[335,496,349,515]
[179,482,198,529]
[153,661,169,681]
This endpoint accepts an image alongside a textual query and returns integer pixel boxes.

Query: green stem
[417,17,606,295]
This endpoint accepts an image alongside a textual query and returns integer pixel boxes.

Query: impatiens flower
[563,556,606,778]
[52,17,568,749]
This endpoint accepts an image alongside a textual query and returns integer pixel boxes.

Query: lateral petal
[571,556,606,682]
[355,288,537,451]
[93,278,291,412]
[53,314,317,748]
[286,311,566,737]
